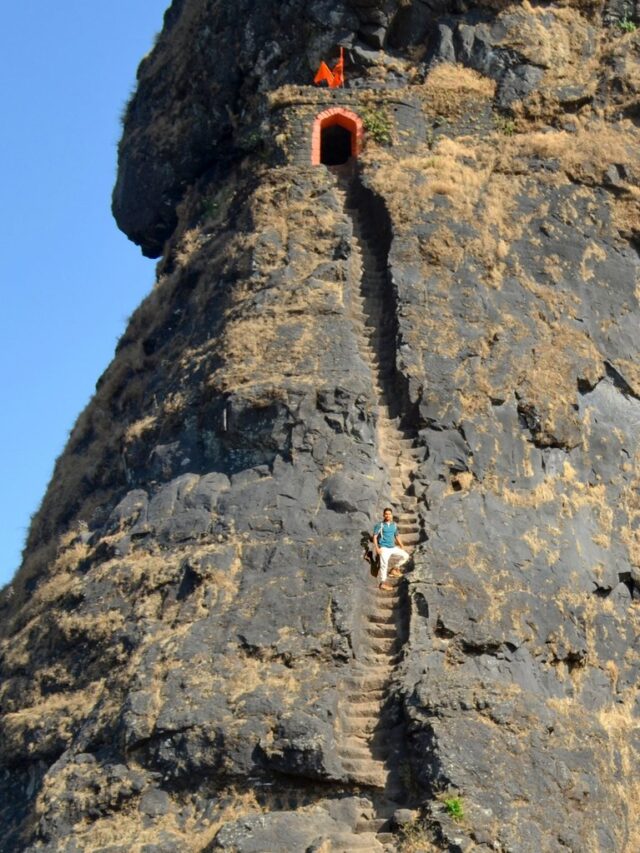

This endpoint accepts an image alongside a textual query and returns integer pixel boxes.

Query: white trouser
[378,546,409,582]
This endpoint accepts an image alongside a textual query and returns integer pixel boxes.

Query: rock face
[2,1,640,851]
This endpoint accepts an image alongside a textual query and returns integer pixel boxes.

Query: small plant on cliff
[362,106,392,146]
[494,115,516,136]
[618,17,637,32]
[443,795,464,821]
[398,817,433,852]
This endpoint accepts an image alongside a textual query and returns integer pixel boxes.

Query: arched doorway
[311,108,364,166]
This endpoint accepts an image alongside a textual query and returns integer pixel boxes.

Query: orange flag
[314,61,335,87]
[331,47,345,88]
[314,49,345,88]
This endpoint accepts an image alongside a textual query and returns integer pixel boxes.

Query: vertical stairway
[330,170,427,848]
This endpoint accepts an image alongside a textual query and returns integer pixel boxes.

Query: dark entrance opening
[321,124,353,165]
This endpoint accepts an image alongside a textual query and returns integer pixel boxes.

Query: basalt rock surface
[2,1,640,851]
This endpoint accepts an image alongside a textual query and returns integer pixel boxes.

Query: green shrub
[362,106,393,146]
[443,796,464,821]
[618,17,637,32]
[494,115,516,136]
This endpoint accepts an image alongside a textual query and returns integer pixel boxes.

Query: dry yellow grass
[362,137,497,227]
[508,119,640,184]
[124,413,157,443]
[174,227,205,267]
[421,62,495,119]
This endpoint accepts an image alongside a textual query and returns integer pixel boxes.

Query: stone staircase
[330,172,427,849]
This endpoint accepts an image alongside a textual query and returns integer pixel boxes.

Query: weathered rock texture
[2,1,640,851]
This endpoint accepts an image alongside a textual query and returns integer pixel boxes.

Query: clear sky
[0,1,170,588]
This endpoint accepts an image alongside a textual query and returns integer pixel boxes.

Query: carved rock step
[381,461,409,474]
[359,318,386,332]
[363,608,399,625]
[345,659,392,690]
[342,673,390,691]
[360,310,390,323]
[389,467,409,479]
[328,831,386,852]
[338,743,380,761]
[380,426,407,436]
[365,637,403,654]
[363,592,400,607]
[367,340,394,354]
[364,346,392,359]
[393,499,418,512]
[365,623,398,639]
[354,312,395,326]
[339,753,388,773]
[366,611,397,625]
[369,583,401,596]
[369,359,395,374]
[363,598,400,614]
[360,292,389,305]
[358,653,403,668]
[389,468,410,479]
[375,832,398,846]
[389,442,414,453]
[367,582,399,599]
[360,259,387,273]
[356,628,399,648]
[349,309,370,323]
[341,699,388,717]
[372,370,396,384]
[338,740,389,763]
[364,336,396,351]
[340,761,389,788]
[366,578,401,592]
[387,425,417,437]
[358,340,381,357]
[355,639,400,659]
[347,687,388,703]
[364,350,396,365]
[356,817,392,834]
[391,457,422,470]
[354,292,384,304]
[341,714,396,734]
[357,303,385,316]
[358,245,387,260]
[377,402,401,415]
[378,418,402,431]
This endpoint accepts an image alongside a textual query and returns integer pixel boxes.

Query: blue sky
[0,1,170,587]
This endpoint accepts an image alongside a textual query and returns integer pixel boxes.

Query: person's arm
[395,526,405,549]
[373,529,381,555]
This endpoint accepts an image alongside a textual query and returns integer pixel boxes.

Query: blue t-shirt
[374,521,397,548]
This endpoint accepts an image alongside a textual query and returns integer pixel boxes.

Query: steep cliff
[2,1,640,851]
